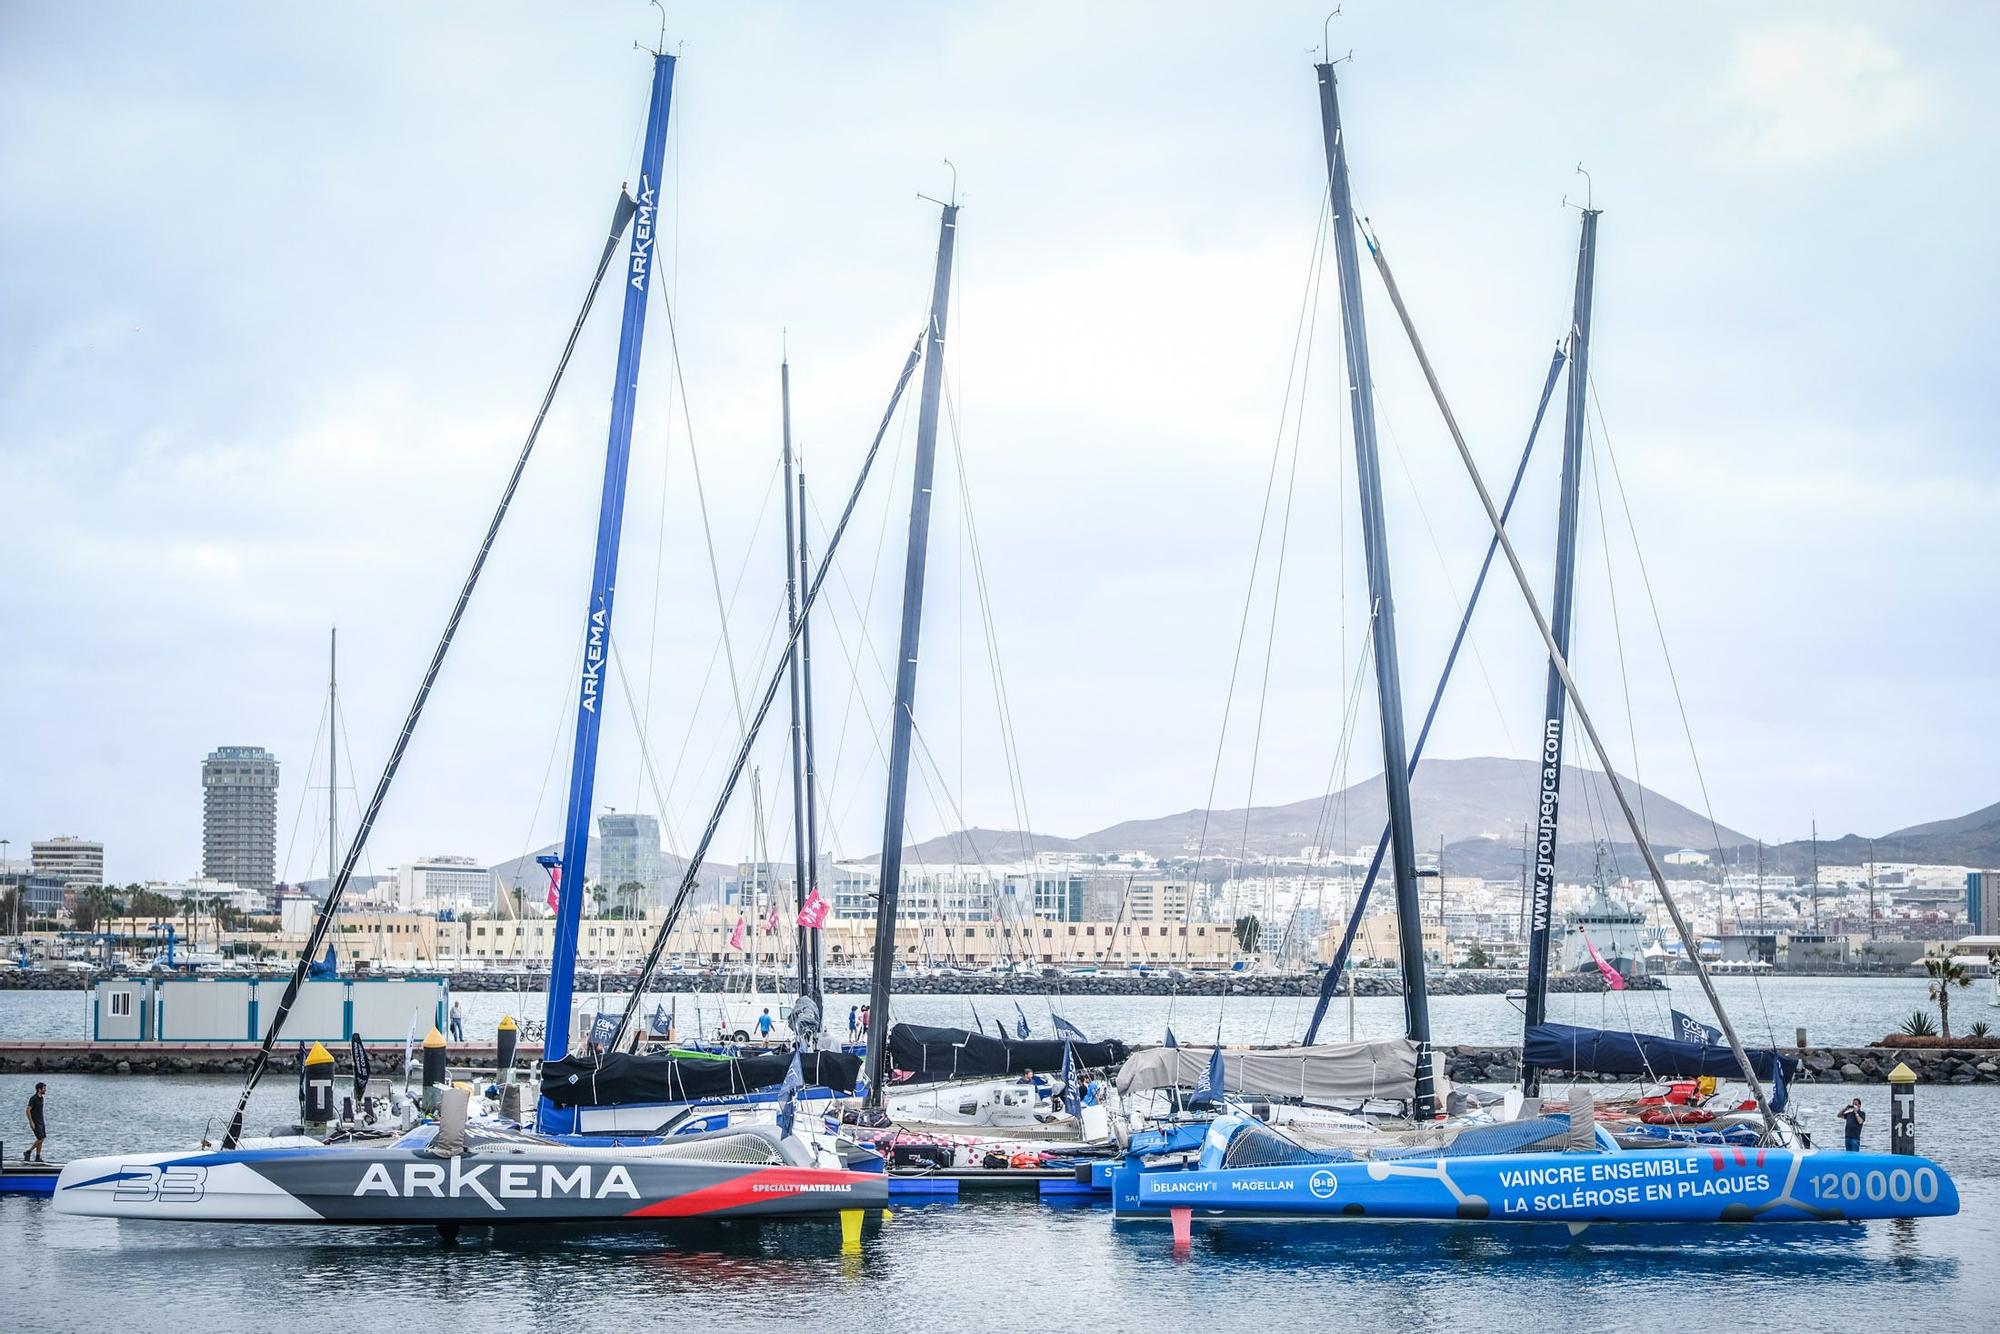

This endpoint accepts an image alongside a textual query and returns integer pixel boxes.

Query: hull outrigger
[53,1124,884,1227]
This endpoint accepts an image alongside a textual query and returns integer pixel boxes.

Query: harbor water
[2,972,1984,1047]
[5,975,1995,1330]
[5,1074,1993,1333]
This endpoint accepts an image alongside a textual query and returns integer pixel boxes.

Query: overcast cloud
[2,2,1994,885]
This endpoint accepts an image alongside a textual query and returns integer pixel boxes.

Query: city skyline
[4,5,1995,886]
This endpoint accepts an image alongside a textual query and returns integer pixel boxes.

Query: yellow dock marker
[304,1041,334,1066]
[839,1208,863,1253]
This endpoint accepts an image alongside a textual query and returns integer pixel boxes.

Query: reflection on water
[4,1010,1995,1332]
[8,1183,1992,1333]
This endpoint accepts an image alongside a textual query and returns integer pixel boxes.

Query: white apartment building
[32,836,104,888]
[395,855,497,913]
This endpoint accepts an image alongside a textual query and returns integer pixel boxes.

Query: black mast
[1520,207,1599,1096]
[863,201,957,1107]
[1314,62,1432,1117]
[798,468,823,1006]
[781,358,814,1025]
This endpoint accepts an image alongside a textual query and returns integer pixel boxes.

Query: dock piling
[302,1041,335,1135]
[1888,1061,1917,1155]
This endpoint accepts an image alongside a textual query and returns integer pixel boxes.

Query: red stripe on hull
[625,1168,877,1218]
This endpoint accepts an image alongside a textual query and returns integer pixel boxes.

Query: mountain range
[878,757,2000,879]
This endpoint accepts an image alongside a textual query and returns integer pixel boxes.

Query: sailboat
[55,42,883,1232]
[1110,49,1959,1232]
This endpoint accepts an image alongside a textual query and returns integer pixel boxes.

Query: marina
[3,3,1996,1330]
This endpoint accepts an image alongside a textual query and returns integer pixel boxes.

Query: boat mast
[1811,818,1820,930]
[542,50,677,1067]
[798,468,824,1008]
[781,359,814,1019]
[327,627,338,894]
[1313,61,1433,1116]
[1520,205,1598,1097]
[863,199,958,1107]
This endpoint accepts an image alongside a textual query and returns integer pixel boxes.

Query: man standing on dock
[1839,1097,1867,1152]
[24,1081,47,1162]
[449,999,465,1044]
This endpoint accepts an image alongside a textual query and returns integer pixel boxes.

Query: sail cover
[540,1049,861,1107]
[887,1023,1129,1083]
[1522,1023,1800,1084]
[1115,1039,1420,1104]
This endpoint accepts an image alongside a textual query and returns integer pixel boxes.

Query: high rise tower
[202,746,278,895]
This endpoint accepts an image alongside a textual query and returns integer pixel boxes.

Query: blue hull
[1127,1147,1959,1226]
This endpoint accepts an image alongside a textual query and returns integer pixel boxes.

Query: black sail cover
[541,1049,862,1107]
[887,1023,1128,1083]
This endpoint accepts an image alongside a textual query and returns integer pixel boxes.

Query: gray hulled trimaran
[56,39,883,1233]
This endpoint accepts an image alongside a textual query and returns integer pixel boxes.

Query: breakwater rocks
[1,966,1658,999]
[1442,1044,2000,1086]
[9,1041,1996,1082]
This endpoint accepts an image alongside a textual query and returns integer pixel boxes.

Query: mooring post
[1888,1061,1917,1156]
[496,1014,519,1085]
[421,1026,449,1116]
[301,1041,335,1135]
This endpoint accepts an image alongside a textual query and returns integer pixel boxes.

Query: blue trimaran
[1106,53,1959,1232]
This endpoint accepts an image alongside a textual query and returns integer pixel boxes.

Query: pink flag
[1582,932,1627,991]
[728,916,746,951]
[796,887,830,929]
[764,902,782,934]
[544,864,561,914]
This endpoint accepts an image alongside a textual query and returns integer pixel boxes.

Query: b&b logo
[1308,1170,1338,1200]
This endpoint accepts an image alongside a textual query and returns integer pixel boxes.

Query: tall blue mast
[1521,207,1599,1095]
[862,201,957,1107]
[1314,62,1432,1116]
[542,51,677,1066]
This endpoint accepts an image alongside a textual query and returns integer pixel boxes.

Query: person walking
[449,999,465,1044]
[847,1005,859,1043]
[25,1081,48,1162]
[756,1007,774,1039]
[1839,1097,1867,1152]
[859,1003,871,1037]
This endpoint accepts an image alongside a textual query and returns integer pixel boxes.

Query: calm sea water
[5,973,1990,1048]
[3,976,1994,1332]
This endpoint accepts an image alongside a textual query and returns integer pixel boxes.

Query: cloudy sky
[3,2,1994,885]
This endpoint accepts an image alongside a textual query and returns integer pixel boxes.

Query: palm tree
[616,881,645,920]
[1925,956,1971,1040]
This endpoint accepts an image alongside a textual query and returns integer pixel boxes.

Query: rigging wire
[605,329,929,1050]
[1187,192,1332,938]
[220,189,640,1147]
[277,696,330,886]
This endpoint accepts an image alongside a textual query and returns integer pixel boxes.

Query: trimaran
[55,40,885,1234]
[1106,51,1959,1231]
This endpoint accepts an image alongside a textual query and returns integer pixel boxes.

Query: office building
[202,746,279,895]
[32,836,104,888]
[395,855,497,913]
[600,812,672,910]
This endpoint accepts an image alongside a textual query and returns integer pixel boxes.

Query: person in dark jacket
[25,1082,48,1162]
[1838,1098,1866,1151]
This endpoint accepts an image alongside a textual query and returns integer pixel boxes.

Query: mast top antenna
[636,0,668,56]
[1312,9,1352,63]
[1563,162,1598,213]
[916,158,959,210]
